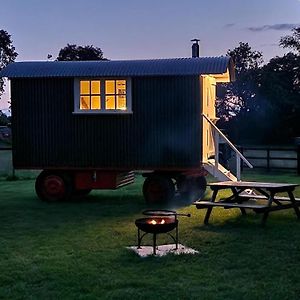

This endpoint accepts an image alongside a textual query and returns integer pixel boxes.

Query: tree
[253,28,300,143]
[217,43,263,127]
[258,53,300,143]
[0,30,18,98]
[56,44,107,61]
[279,26,300,54]
[218,29,300,145]
[227,42,263,75]
[0,110,10,126]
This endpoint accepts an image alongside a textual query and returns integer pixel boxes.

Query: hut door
[201,75,217,162]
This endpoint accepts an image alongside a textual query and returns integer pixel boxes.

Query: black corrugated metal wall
[11,76,202,170]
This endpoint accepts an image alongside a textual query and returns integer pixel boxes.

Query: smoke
[247,23,299,32]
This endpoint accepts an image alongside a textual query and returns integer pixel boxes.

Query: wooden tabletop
[208,181,299,189]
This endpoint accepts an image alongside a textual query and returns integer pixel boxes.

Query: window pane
[105,80,115,94]
[117,95,127,110]
[91,96,101,109]
[91,81,100,94]
[105,95,115,109]
[116,80,126,95]
[80,81,90,94]
[80,96,90,109]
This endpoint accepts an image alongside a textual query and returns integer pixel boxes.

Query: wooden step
[203,160,237,182]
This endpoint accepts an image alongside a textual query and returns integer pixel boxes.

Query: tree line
[218,27,300,145]
[0,28,299,145]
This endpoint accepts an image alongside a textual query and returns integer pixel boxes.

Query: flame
[149,219,166,225]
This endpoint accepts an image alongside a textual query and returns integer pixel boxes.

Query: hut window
[105,80,127,110]
[80,80,101,110]
[75,78,131,113]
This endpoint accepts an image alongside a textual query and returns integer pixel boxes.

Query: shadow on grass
[0,180,149,234]
[0,179,198,240]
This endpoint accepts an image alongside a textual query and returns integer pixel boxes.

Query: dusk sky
[1,0,300,110]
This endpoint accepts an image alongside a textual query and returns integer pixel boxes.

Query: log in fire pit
[135,210,191,255]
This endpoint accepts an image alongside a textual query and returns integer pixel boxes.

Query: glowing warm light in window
[105,95,115,109]
[105,79,127,110]
[91,81,100,94]
[106,80,115,94]
[80,96,90,109]
[117,95,126,110]
[80,80,101,110]
[116,80,126,94]
[150,219,157,225]
[91,96,100,109]
[80,81,90,94]
[79,79,128,112]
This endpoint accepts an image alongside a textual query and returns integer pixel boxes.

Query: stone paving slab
[127,243,199,257]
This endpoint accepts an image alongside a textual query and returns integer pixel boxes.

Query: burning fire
[149,219,165,225]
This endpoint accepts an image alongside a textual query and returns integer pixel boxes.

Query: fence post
[267,148,270,171]
[236,156,241,181]
[240,146,244,172]
[297,145,300,175]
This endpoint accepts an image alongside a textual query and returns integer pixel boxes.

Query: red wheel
[35,171,73,202]
[143,175,175,204]
[44,175,65,197]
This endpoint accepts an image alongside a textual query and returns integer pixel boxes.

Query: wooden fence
[239,146,300,174]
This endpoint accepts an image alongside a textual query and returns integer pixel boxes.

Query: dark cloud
[224,23,235,28]
[247,23,299,32]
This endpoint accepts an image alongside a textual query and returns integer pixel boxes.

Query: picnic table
[194,181,300,226]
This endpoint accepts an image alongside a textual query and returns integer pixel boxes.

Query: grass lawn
[0,171,300,299]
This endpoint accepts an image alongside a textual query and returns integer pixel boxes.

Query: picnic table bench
[193,181,300,226]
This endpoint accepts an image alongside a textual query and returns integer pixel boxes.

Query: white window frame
[73,78,132,114]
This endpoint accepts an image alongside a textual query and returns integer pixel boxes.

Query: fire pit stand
[135,210,191,255]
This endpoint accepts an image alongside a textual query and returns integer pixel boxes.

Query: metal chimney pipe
[191,39,200,57]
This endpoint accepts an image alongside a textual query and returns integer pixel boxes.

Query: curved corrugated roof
[0,57,235,80]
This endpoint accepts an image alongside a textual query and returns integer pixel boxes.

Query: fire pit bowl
[134,209,190,255]
[135,216,178,234]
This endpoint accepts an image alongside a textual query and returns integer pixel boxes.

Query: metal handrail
[202,114,253,168]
